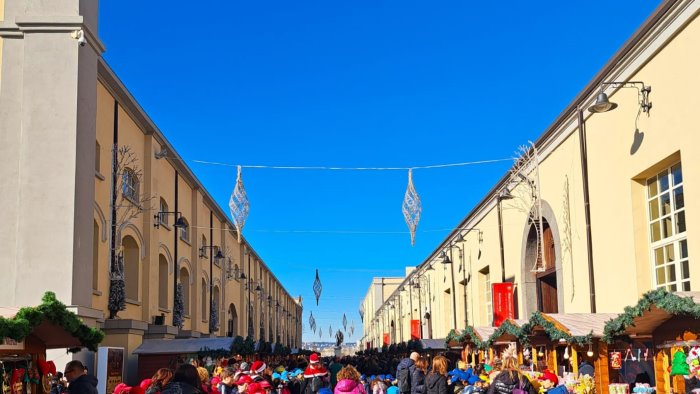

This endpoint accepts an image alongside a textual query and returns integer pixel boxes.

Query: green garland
[520,311,593,346]
[0,292,104,352]
[483,319,528,349]
[602,289,700,343]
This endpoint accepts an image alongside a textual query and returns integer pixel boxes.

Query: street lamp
[154,210,187,229]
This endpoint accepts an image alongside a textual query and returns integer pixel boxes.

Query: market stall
[132,337,235,381]
[0,292,104,394]
[602,290,700,394]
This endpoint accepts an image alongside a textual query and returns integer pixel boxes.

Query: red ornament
[610,352,622,369]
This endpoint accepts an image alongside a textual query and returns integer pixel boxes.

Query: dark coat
[67,375,98,394]
[485,371,536,394]
[161,381,203,394]
[411,369,425,394]
[425,374,448,394]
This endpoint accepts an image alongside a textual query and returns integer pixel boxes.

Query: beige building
[360,277,404,348]
[0,0,301,383]
[361,0,699,346]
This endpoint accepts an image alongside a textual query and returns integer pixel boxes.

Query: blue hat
[319,389,333,394]
[386,375,394,381]
[370,375,376,381]
[379,375,386,380]
[467,376,483,385]
[361,375,366,381]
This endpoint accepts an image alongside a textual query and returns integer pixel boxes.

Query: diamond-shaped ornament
[359,304,365,322]
[228,166,250,243]
[342,314,347,332]
[402,169,421,246]
[319,330,322,339]
[350,320,355,336]
[313,269,322,305]
[309,312,316,333]
[329,325,332,338]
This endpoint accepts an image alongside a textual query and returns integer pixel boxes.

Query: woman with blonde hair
[425,356,448,394]
[145,368,173,394]
[485,345,535,394]
[334,366,366,394]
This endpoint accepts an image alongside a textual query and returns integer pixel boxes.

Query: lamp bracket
[601,81,652,113]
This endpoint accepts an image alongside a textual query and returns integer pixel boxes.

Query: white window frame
[158,198,169,227]
[122,168,139,203]
[179,219,190,243]
[646,162,689,292]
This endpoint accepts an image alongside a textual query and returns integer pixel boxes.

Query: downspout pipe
[173,171,179,325]
[577,108,597,313]
[109,100,119,320]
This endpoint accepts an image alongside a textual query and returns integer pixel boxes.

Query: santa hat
[251,361,266,374]
[235,375,254,386]
[139,379,153,390]
[309,354,320,364]
[538,370,558,385]
[248,383,265,394]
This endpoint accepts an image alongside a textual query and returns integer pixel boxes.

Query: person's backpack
[397,368,411,393]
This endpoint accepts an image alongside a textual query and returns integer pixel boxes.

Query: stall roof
[133,337,234,355]
[602,291,700,342]
[421,339,446,350]
[0,293,104,351]
[544,313,619,338]
[473,326,495,341]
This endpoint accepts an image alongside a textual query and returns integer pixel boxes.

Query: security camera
[72,30,86,47]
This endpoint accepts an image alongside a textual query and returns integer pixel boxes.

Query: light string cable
[188,157,515,170]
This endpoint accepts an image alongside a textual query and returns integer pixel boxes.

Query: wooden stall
[602,290,700,394]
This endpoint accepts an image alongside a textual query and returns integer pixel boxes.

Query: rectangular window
[95,141,101,173]
[158,199,169,227]
[647,163,689,291]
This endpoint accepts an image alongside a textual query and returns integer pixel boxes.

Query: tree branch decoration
[0,292,104,352]
[229,165,250,244]
[313,269,322,305]
[505,142,545,272]
[109,145,155,319]
[173,282,185,329]
[402,169,422,246]
[602,289,700,343]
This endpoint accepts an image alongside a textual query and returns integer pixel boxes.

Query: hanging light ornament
[309,312,316,333]
[329,325,332,338]
[228,166,250,243]
[313,269,323,305]
[319,330,322,339]
[350,320,355,336]
[359,304,365,322]
[402,169,422,246]
[343,314,348,332]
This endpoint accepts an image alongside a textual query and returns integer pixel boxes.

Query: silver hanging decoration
[313,269,322,305]
[342,314,347,332]
[402,169,422,246]
[319,330,322,339]
[359,304,365,322]
[350,320,355,337]
[309,312,316,333]
[329,325,332,338]
[228,165,250,243]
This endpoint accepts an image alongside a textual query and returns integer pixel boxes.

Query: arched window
[180,267,190,315]
[179,218,190,242]
[122,236,140,301]
[201,278,208,321]
[159,255,169,309]
[122,168,139,203]
[228,303,238,337]
[213,286,220,332]
[93,220,100,291]
[158,198,169,227]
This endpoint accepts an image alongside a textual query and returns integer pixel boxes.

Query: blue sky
[99,1,660,342]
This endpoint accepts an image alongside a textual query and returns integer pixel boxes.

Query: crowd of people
[55,346,587,394]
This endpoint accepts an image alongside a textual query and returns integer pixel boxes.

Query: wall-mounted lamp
[589,81,651,114]
[155,147,168,159]
[200,245,224,261]
[441,251,452,265]
[154,211,186,228]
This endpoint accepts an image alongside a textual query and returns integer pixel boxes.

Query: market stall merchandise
[0,292,104,394]
[602,290,700,394]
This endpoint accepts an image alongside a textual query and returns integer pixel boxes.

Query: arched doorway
[521,200,563,316]
[228,303,238,337]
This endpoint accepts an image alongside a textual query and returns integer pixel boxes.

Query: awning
[543,313,619,338]
[603,290,700,342]
[133,337,234,355]
[420,338,446,350]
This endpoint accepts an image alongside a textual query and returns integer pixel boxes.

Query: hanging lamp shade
[588,92,618,113]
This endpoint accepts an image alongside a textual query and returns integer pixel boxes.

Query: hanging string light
[402,169,422,246]
[228,166,250,243]
[343,314,347,332]
[309,312,316,333]
[313,269,323,305]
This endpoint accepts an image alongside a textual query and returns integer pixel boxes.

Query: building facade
[0,0,301,383]
[360,277,403,348]
[361,0,700,346]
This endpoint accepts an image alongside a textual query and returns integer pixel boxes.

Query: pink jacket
[335,380,367,394]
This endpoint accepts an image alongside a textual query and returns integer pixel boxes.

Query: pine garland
[173,283,185,329]
[108,278,126,318]
[484,319,528,348]
[602,289,700,343]
[0,292,104,352]
[520,311,593,346]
